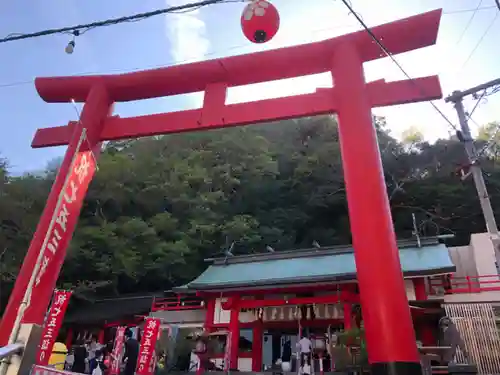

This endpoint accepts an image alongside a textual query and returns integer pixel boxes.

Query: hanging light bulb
[65,40,75,54]
[65,30,80,55]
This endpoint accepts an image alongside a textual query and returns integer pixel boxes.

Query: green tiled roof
[182,240,454,290]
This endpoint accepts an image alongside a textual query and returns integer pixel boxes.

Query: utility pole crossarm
[445,78,500,103]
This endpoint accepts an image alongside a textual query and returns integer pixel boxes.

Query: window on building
[205,329,254,354]
[239,328,253,352]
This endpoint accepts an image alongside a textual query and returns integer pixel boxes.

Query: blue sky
[1,0,499,174]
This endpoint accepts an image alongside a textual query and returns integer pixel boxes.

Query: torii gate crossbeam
[0,9,443,375]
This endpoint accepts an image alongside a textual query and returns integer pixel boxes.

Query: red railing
[429,274,500,295]
[151,295,205,312]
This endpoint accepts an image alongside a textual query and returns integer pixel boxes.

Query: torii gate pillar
[1,10,445,375]
[333,42,421,374]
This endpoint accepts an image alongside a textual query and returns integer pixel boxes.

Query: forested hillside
[1,115,499,308]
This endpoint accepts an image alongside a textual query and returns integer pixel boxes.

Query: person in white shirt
[296,334,312,375]
[297,336,312,354]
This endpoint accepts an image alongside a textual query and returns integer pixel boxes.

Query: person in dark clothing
[282,340,292,362]
[90,349,108,375]
[123,329,139,375]
[72,340,88,374]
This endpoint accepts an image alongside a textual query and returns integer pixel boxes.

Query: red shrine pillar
[0,84,113,344]
[343,304,352,330]
[413,278,427,300]
[252,318,263,371]
[228,298,240,371]
[204,298,216,332]
[332,43,421,375]
[97,328,105,344]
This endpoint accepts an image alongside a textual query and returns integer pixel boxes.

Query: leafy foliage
[0,115,499,308]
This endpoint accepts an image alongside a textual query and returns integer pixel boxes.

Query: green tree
[2,115,500,307]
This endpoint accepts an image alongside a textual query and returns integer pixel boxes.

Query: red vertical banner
[110,327,126,375]
[36,290,73,365]
[27,131,97,321]
[136,318,161,375]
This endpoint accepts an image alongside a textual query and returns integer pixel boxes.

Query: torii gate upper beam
[34,9,441,103]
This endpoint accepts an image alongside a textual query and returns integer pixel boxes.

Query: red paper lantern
[241,0,280,44]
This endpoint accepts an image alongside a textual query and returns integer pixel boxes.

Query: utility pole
[445,78,500,272]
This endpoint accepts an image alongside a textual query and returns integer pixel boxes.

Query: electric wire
[454,0,484,47]
[446,5,496,14]
[338,0,458,131]
[458,10,499,72]
[0,5,493,91]
[468,90,486,119]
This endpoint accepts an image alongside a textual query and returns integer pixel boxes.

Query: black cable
[496,0,500,11]
[0,0,233,44]
[454,0,483,47]
[338,0,458,131]
[468,90,486,119]
[458,11,499,72]
[446,5,496,14]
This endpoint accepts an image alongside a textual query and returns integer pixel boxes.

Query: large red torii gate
[1,9,443,375]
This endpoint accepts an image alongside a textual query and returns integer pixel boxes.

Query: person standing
[281,340,292,372]
[123,329,139,375]
[72,340,88,374]
[297,333,312,375]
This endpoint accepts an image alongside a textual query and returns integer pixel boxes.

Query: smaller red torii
[1,9,443,375]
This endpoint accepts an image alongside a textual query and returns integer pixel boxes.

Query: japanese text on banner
[136,318,161,375]
[34,147,95,290]
[110,327,126,375]
[36,290,72,365]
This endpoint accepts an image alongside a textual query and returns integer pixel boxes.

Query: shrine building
[150,237,454,372]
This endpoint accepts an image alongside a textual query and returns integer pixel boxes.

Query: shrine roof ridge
[181,239,455,291]
[206,237,441,266]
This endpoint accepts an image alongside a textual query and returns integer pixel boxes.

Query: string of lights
[338,0,458,131]
[0,0,239,45]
